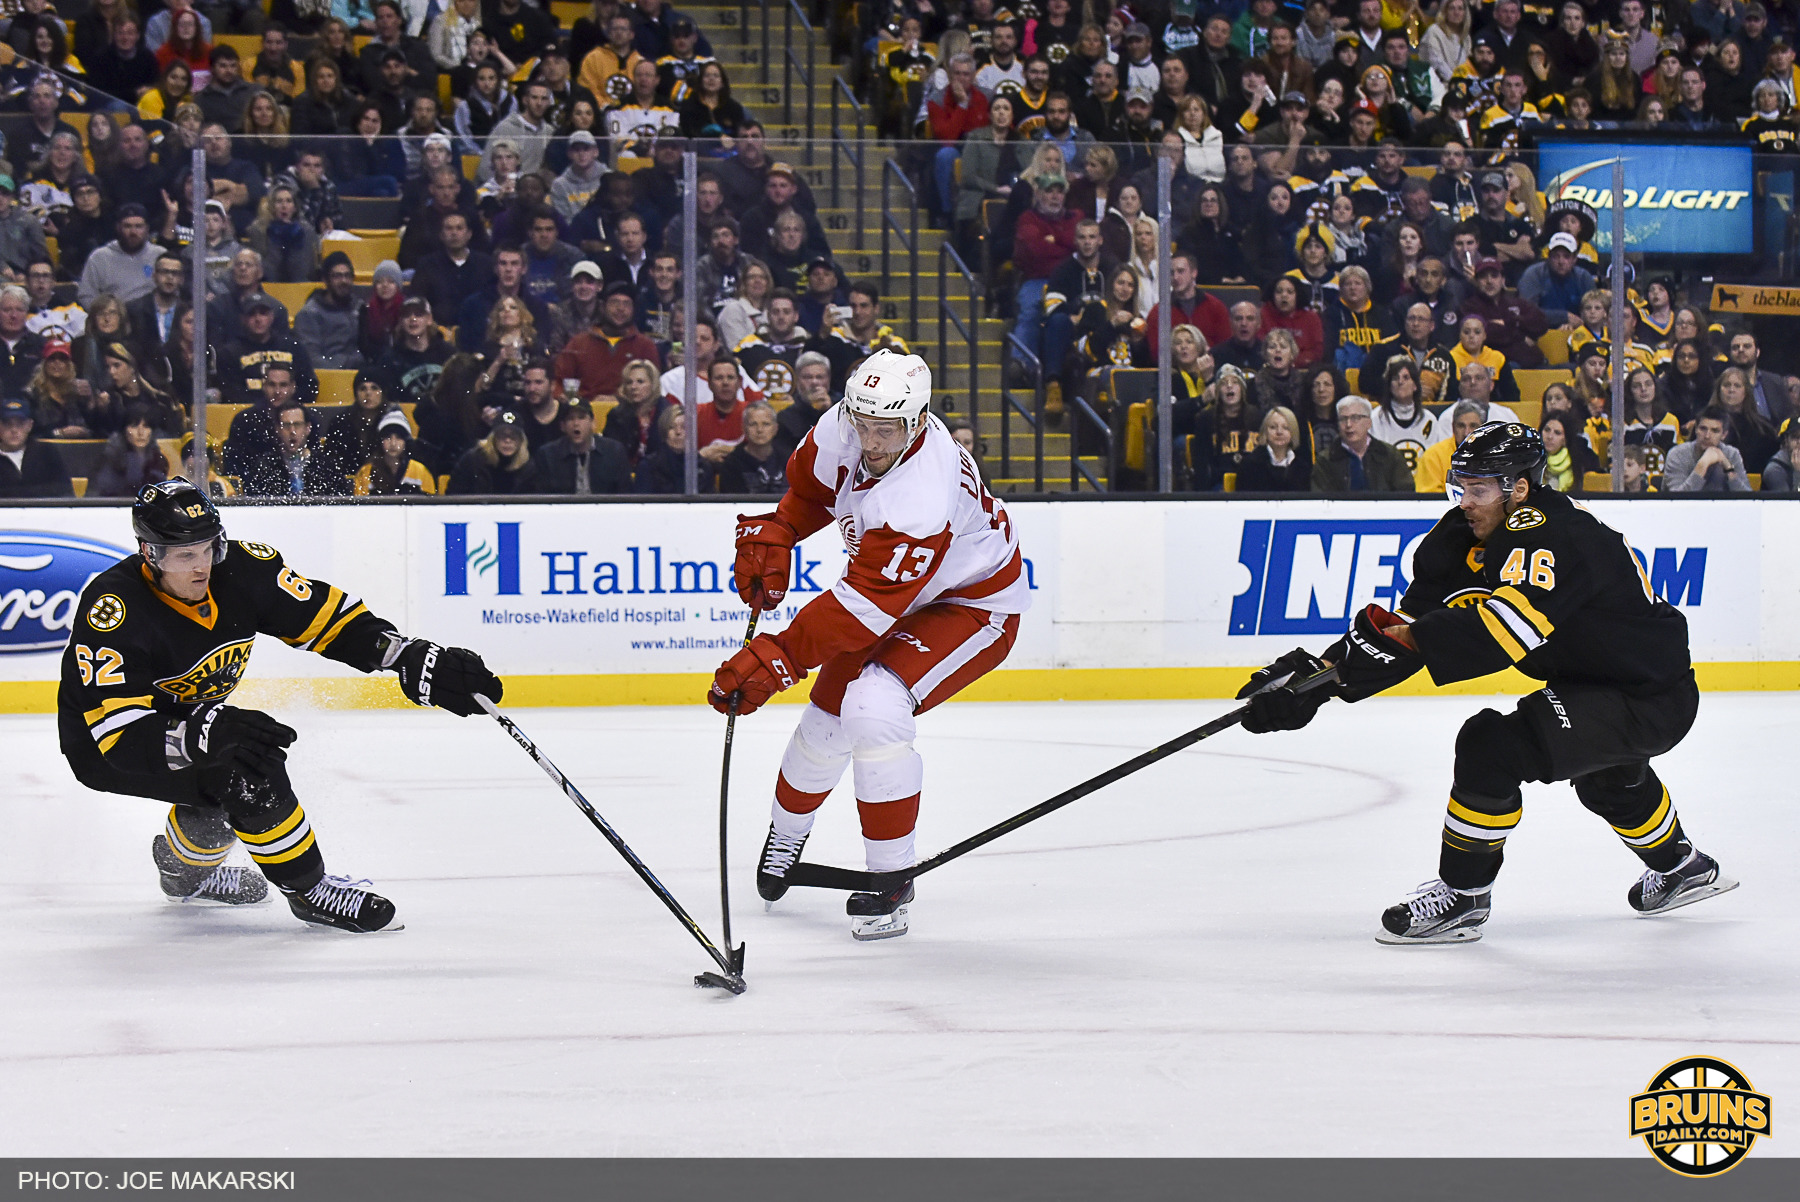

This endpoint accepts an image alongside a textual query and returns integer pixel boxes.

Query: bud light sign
[0,531,131,653]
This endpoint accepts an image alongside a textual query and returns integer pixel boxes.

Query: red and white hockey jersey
[772,405,1030,669]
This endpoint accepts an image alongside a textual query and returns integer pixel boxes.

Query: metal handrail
[1001,332,1044,491]
[1068,394,1113,492]
[739,0,750,45]
[937,242,979,429]
[782,0,817,164]
[881,158,920,338]
[760,0,770,83]
[830,75,865,246]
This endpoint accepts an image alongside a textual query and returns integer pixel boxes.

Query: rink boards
[0,498,1793,710]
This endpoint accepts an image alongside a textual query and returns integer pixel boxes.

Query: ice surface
[1,693,1793,1156]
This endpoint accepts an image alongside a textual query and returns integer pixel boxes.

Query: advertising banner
[0,498,1788,708]
[1538,141,1755,255]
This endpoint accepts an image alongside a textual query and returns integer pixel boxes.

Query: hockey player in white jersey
[708,348,1030,940]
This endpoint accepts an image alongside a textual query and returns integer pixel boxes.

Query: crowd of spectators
[874,0,1800,492]
[0,0,952,498]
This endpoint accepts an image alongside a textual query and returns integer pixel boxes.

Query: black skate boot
[1376,879,1491,945]
[847,880,914,941]
[152,835,268,905]
[756,825,809,910]
[1629,847,1738,915]
[282,873,401,933]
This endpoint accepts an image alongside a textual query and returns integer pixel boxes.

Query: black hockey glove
[1330,604,1424,703]
[391,638,504,717]
[181,703,297,775]
[1237,648,1332,734]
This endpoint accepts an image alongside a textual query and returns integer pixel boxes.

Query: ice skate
[1376,879,1490,945]
[152,835,268,906]
[283,873,401,933]
[848,880,913,941]
[1630,848,1738,916]
[756,825,809,910]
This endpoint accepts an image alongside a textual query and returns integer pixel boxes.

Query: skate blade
[164,892,272,907]
[850,904,909,941]
[1375,925,1484,945]
[1636,876,1740,917]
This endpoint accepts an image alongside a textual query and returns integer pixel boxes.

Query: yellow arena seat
[1537,329,1570,366]
[71,476,86,497]
[462,154,480,180]
[1513,370,1562,410]
[263,282,318,312]
[551,1,590,23]
[207,404,248,440]
[339,236,402,281]
[1583,471,1613,492]
[317,370,356,404]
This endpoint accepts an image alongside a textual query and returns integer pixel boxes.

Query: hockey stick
[781,665,1342,894]
[478,695,746,995]
[711,600,761,991]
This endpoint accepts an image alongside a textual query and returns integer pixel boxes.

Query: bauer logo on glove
[1334,604,1424,702]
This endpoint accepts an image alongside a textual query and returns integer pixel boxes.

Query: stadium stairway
[686,2,1102,491]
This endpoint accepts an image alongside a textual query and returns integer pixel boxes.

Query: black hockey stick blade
[783,665,1341,894]
[695,970,747,994]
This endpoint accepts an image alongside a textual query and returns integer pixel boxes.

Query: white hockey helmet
[842,348,933,441]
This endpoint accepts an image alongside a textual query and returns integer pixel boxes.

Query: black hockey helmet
[1450,421,1546,485]
[132,477,228,564]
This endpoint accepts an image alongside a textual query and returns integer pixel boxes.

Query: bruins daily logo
[239,542,278,560]
[1630,1056,1771,1177]
[155,639,256,704]
[87,594,126,631]
[1505,506,1546,531]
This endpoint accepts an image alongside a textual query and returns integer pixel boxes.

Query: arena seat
[1537,329,1569,366]
[317,370,355,404]
[263,282,318,312]
[340,197,403,228]
[1583,471,1612,492]
[207,405,248,440]
[71,476,86,497]
[339,236,402,281]
[1513,369,1562,410]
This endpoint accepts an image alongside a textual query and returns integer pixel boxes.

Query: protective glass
[846,410,909,456]
[1446,473,1509,506]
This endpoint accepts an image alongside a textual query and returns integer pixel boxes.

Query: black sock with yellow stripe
[164,805,236,868]
[1439,786,1522,890]
[1574,763,1689,874]
[233,799,323,892]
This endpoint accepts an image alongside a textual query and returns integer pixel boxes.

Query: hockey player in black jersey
[58,479,503,933]
[1238,423,1735,943]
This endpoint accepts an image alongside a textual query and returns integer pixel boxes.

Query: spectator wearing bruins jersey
[734,290,811,405]
[58,480,502,933]
[1742,81,1799,152]
[579,13,647,105]
[1239,423,1733,944]
[1478,72,1544,148]
[996,59,1053,137]
[654,19,714,103]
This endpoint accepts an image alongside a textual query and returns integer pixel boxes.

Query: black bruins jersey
[734,329,811,403]
[58,540,396,796]
[1399,487,1690,693]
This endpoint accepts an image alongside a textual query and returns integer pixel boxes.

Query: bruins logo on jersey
[1046,42,1069,63]
[1505,506,1547,531]
[155,638,256,704]
[87,594,126,632]
[603,72,633,101]
[995,78,1025,99]
[239,542,278,560]
[754,359,795,400]
[1444,587,1491,608]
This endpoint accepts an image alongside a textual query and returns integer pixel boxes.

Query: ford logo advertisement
[0,531,131,653]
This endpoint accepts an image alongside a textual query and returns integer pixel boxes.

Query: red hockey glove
[1331,604,1424,703]
[708,634,807,716]
[733,512,796,609]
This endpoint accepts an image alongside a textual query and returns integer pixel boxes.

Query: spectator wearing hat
[359,259,405,360]
[29,336,112,437]
[354,407,440,495]
[532,397,631,494]
[220,292,317,407]
[77,205,164,307]
[448,409,540,494]
[295,251,366,370]
[0,180,47,280]
[552,130,607,221]
[397,102,453,183]
[1470,170,1535,285]
[547,260,606,353]
[0,396,72,497]
[124,251,186,363]
[319,367,391,479]
[376,295,454,407]
[206,246,290,344]
[53,178,111,283]
[555,281,661,401]
[634,0,713,61]
[1009,172,1079,371]
[408,209,493,330]
[1462,255,1550,368]
[693,216,751,317]
[1517,231,1596,328]
[796,257,846,336]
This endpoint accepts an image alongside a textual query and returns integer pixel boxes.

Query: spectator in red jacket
[928,53,989,222]
[1010,173,1079,375]
[553,282,662,401]
[1145,251,1231,356]
[1260,274,1326,367]
[1460,257,1550,368]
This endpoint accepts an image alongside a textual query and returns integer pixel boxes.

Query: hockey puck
[694,971,747,995]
